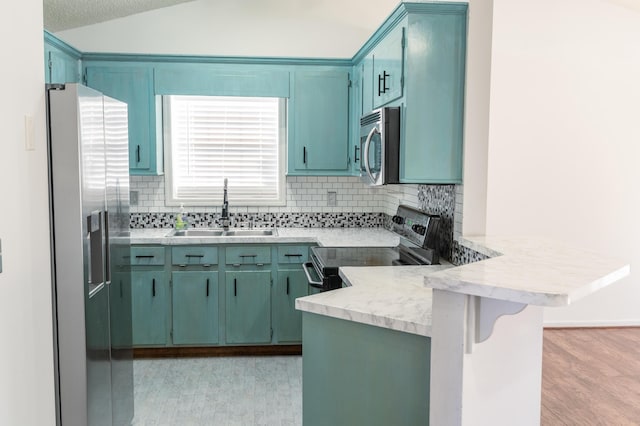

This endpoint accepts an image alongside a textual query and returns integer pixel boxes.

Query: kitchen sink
[222,229,276,237]
[168,228,277,237]
[170,229,225,237]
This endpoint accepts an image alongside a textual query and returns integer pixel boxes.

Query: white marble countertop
[128,227,399,247]
[423,235,630,307]
[295,264,453,337]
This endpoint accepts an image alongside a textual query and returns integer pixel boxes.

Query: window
[164,95,286,206]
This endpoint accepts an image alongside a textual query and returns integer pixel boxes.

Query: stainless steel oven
[303,205,441,292]
[360,107,401,186]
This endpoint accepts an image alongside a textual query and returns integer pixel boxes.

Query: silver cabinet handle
[302,262,323,289]
[363,126,379,183]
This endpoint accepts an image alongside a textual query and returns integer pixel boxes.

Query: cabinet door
[225,270,271,344]
[275,268,308,343]
[172,271,219,345]
[361,53,374,115]
[289,71,350,173]
[85,66,159,175]
[131,271,167,346]
[109,271,132,349]
[47,50,80,84]
[372,25,405,108]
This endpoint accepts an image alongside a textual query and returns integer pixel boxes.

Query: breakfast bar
[296,235,630,425]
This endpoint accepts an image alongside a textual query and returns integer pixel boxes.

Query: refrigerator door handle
[104,210,111,286]
[87,210,105,298]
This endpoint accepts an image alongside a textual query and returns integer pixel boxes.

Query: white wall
[486,0,640,325]
[56,0,404,57]
[0,0,56,424]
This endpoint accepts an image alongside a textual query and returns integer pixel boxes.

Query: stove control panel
[391,205,440,250]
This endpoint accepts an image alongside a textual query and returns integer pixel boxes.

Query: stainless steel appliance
[359,107,401,186]
[303,205,441,292]
[47,83,133,426]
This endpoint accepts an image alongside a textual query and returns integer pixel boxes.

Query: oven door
[302,261,324,294]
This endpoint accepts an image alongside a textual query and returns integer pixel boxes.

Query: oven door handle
[302,262,324,289]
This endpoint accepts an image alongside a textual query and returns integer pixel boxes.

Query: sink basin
[169,228,276,237]
[222,229,276,237]
[170,229,224,237]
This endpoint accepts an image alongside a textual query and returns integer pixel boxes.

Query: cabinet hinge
[348,79,352,88]
[48,60,53,71]
[170,329,173,339]
[82,70,87,85]
[401,28,406,49]
[271,328,273,340]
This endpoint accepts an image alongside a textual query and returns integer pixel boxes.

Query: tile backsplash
[130,175,465,262]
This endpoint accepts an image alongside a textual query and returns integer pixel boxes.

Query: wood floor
[542,327,640,425]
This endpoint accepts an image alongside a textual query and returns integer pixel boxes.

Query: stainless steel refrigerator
[47,83,134,426]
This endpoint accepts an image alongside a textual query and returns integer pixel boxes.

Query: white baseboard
[544,319,640,328]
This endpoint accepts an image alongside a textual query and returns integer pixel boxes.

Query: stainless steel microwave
[359,107,401,186]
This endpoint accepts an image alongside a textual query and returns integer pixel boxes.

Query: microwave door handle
[363,126,379,183]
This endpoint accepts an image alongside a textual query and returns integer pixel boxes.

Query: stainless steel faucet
[221,178,230,231]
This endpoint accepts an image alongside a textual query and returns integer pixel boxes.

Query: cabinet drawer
[277,245,310,264]
[172,246,218,266]
[126,247,165,266]
[226,246,271,266]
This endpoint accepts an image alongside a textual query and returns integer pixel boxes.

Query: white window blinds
[164,95,286,206]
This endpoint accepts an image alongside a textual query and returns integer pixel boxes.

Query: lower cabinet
[172,271,219,345]
[131,270,168,346]
[275,269,308,343]
[128,243,315,348]
[225,270,272,344]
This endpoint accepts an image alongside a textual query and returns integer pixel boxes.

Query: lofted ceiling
[43,0,195,31]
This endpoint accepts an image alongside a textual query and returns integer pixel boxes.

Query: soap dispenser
[175,203,188,230]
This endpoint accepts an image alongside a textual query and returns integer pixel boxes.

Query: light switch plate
[130,190,139,206]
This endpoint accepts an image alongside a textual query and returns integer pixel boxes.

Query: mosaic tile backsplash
[130,212,384,229]
[129,175,467,263]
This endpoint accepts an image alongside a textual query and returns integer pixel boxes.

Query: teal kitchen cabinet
[44,32,81,84]
[288,70,351,175]
[170,246,219,345]
[352,3,467,184]
[131,270,168,346]
[84,65,163,176]
[224,245,272,344]
[400,5,467,184]
[172,271,219,345]
[225,270,272,344]
[353,20,405,113]
[360,53,374,116]
[275,269,308,343]
[371,24,405,109]
[274,245,311,343]
[109,271,133,349]
[303,312,431,425]
[128,246,168,347]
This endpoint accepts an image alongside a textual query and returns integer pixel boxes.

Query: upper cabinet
[44,32,81,84]
[44,2,467,182]
[372,24,405,109]
[84,64,163,176]
[353,3,467,184]
[288,70,351,175]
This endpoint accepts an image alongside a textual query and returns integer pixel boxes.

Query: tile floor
[132,356,303,426]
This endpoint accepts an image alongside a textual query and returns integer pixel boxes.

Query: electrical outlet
[327,191,337,207]
[130,191,139,206]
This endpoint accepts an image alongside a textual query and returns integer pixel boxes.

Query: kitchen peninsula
[296,235,630,425]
